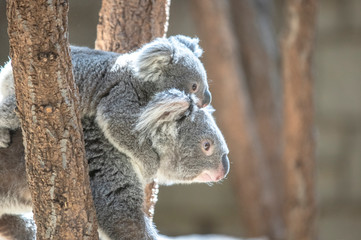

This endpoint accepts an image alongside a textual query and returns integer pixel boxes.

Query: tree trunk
[281,0,317,240]
[95,0,170,53]
[229,1,285,239]
[95,0,171,220]
[6,1,98,239]
[191,0,278,238]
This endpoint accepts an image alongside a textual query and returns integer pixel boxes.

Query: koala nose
[202,90,212,108]
[222,154,230,177]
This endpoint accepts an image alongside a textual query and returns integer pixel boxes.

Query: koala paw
[0,128,11,148]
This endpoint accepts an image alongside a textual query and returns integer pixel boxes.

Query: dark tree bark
[191,1,279,238]
[95,0,170,220]
[6,0,98,239]
[281,1,317,240]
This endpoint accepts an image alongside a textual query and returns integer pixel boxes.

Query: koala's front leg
[0,95,20,148]
[89,157,158,240]
[83,117,158,240]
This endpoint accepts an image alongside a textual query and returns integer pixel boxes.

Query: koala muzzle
[222,154,230,177]
[202,90,212,108]
[193,154,230,183]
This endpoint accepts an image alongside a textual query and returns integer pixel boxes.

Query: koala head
[133,35,211,108]
[135,89,229,185]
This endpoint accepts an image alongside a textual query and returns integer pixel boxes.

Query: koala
[0,89,229,240]
[0,35,212,173]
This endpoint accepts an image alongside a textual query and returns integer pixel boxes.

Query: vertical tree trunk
[7,0,98,239]
[230,0,283,191]
[95,0,170,53]
[230,1,285,239]
[191,1,279,238]
[95,0,171,220]
[281,0,317,240]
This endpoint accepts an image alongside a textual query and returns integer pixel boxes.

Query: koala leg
[0,214,36,240]
[91,173,157,240]
[83,117,158,240]
[0,95,20,148]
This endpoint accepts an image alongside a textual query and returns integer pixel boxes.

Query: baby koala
[0,89,229,240]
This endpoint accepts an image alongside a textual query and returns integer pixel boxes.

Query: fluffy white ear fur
[134,38,174,82]
[170,35,203,58]
[133,36,203,82]
[135,89,193,141]
[0,60,15,102]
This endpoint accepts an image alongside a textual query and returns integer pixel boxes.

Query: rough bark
[95,0,171,220]
[281,0,317,240]
[191,0,277,238]
[95,0,170,53]
[6,0,98,239]
[230,1,285,239]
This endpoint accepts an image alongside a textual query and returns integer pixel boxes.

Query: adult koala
[0,89,229,240]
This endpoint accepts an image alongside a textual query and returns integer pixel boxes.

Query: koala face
[134,35,212,108]
[159,107,229,185]
[135,89,229,185]
[163,50,211,108]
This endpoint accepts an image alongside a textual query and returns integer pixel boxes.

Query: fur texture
[0,36,212,182]
[0,36,228,239]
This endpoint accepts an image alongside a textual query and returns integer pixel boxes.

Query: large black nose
[222,154,230,176]
[202,90,212,107]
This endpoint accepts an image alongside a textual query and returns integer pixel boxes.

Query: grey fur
[0,90,229,240]
[0,96,19,148]
[0,36,228,239]
[0,36,212,179]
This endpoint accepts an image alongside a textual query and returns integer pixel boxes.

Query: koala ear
[171,35,203,58]
[134,38,174,82]
[135,89,194,140]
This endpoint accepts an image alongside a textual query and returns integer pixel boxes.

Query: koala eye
[201,139,214,156]
[191,83,198,92]
[203,141,210,151]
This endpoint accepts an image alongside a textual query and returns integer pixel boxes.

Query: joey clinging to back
[72,34,212,116]
[0,35,211,159]
[77,35,213,183]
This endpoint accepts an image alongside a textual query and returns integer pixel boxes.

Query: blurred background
[0,0,360,239]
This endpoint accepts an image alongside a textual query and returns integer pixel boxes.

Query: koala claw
[0,128,11,148]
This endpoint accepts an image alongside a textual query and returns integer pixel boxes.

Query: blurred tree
[94,0,171,220]
[191,0,275,237]
[281,0,316,240]
[191,0,317,239]
[6,0,98,239]
[230,0,285,239]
